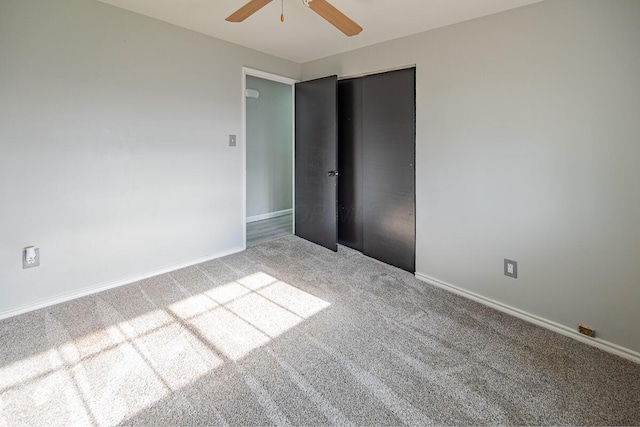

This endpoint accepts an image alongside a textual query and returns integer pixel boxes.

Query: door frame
[241,67,298,249]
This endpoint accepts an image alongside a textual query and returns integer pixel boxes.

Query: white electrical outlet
[23,247,40,269]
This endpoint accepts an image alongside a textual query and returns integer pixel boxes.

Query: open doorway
[242,68,296,248]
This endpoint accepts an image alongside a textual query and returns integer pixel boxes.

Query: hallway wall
[246,76,293,220]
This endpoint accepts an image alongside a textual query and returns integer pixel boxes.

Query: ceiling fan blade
[307,0,363,37]
[226,0,273,22]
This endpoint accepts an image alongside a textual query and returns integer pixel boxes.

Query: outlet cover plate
[504,258,517,278]
[23,248,40,269]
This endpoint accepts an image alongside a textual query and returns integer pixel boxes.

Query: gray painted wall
[301,0,640,353]
[0,0,299,314]
[246,76,293,218]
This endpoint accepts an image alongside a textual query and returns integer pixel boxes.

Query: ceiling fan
[226,0,363,37]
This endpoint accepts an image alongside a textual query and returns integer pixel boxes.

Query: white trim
[0,247,244,321]
[241,68,248,250]
[247,208,293,223]
[242,67,297,247]
[415,272,640,364]
[243,68,298,85]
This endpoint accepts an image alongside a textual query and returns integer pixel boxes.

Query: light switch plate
[229,135,237,147]
[504,258,517,278]
[23,248,40,269]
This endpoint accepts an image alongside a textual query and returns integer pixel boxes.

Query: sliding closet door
[295,76,339,251]
[362,68,416,272]
[338,78,363,251]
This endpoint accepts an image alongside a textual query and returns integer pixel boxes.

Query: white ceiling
[96,0,544,63]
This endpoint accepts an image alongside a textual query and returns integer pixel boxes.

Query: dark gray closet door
[362,68,416,272]
[295,76,339,252]
[338,78,364,251]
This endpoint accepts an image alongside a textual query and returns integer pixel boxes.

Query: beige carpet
[1,235,639,426]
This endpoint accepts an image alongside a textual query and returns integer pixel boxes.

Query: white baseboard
[246,209,292,223]
[415,273,640,364]
[0,246,245,321]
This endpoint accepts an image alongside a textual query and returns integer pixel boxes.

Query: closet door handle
[327,171,338,177]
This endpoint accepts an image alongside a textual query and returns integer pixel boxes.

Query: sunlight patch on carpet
[0,272,330,425]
